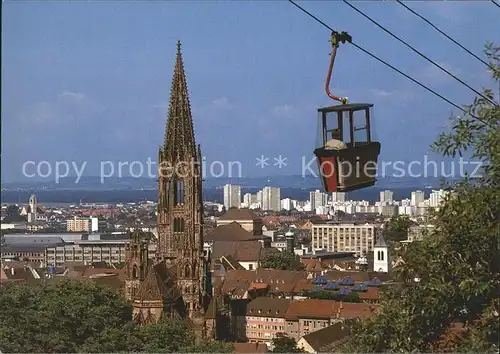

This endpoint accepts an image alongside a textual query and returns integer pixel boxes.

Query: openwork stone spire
[164,40,196,160]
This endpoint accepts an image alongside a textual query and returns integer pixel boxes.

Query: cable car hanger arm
[326,30,352,104]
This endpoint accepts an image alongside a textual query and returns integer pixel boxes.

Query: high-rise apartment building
[261,187,281,211]
[331,192,346,203]
[310,190,328,210]
[380,190,393,203]
[243,193,257,205]
[281,198,294,211]
[411,190,425,206]
[257,190,263,207]
[223,184,241,210]
[429,189,450,208]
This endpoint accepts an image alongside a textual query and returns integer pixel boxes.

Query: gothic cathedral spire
[157,41,207,329]
[163,40,196,160]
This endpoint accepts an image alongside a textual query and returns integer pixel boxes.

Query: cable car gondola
[314,31,381,193]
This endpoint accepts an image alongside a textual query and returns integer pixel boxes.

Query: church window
[185,265,190,278]
[175,180,184,205]
[174,218,185,232]
[132,265,138,278]
[377,251,384,261]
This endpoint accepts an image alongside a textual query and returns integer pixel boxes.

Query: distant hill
[1,174,452,191]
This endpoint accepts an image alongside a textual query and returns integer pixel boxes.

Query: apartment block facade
[46,241,156,266]
[244,297,379,347]
[311,222,376,255]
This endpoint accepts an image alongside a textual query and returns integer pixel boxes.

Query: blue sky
[2,0,499,182]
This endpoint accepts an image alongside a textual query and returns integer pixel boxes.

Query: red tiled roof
[212,241,262,262]
[358,286,380,301]
[225,268,308,284]
[218,208,260,221]
[134,264,164,302]
[248,282,270,290]
[206,222,264,242]
[234,342,268,353]
[247,297,291,317]
[285,299,379,321]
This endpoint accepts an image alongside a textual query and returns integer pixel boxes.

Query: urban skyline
[2,1,498,353]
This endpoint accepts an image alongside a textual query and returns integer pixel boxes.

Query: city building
[216,208,263,235]
[224,184,241,210]
[310,221,376,255]
[331,192,346,203]
[310,190,328,211]
[243,193,258,208]
[379,190,393,203]
[429,189,450,208]
[261,187,281,211]
[245,297,290,346]
[281,198,294,211]
[67,216,99,233]
[245,297,379,348]
[257,190,263,207]
[411,190,425,206]
[45,234,157,266]
[380,205,398,217]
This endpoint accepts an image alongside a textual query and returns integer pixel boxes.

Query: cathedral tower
[157,41,207,326]
[125,228,149,300]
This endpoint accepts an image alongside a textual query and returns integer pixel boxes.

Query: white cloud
[418,62,461,86]
[211,96,234,111]
[272,104,296,116]
[58,91,86,102]
[370,89,395,98]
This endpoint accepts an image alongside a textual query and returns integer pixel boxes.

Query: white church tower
[373,234,389,273]
[28,194,38,223]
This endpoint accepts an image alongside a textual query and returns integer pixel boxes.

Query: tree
[261,251,305,271]
[0,279,131,353]
[0,279,238,353]
[383,215,413,243]
[341,44,500,353]
[271,333,304,352]
[181,340,235,352]
[3,204,26,223]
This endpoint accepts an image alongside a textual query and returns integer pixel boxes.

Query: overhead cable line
[287,0,470,115]
[342,0,497,107]
[491,0,500,9]
[396,0,490,68]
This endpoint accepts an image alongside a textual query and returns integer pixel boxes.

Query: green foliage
[384,215,414,243]
[0,279,234,353]
[3,205,27,222]
[181,340,234,352]
[0,279,131,353]
[341,44,500,353]
[261,251,305,271]
[432,43,500,186]
[271,332,304,352]
[304,290,362,303]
